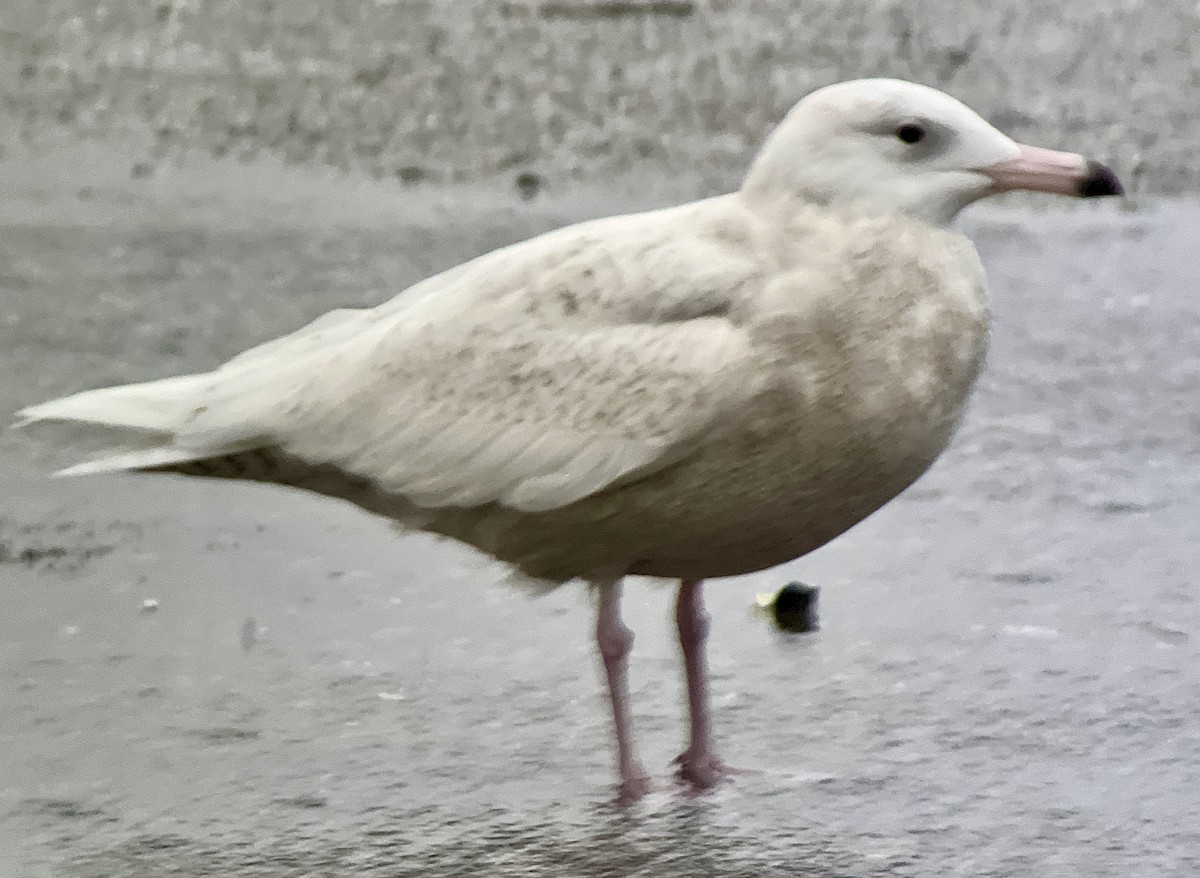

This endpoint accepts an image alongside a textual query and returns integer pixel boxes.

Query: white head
[742,79,1122,226]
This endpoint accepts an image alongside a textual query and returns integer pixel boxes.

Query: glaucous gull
[16,79,1123,802]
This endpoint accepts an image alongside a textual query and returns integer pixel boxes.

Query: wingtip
[10,409,37,430]
[51,462,95,478]
[11,399,64,428]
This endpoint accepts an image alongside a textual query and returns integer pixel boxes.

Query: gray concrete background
[2,2,1199,877]
[2,0,1197,196]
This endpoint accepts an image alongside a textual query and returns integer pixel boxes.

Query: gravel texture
[2,0,1197,196]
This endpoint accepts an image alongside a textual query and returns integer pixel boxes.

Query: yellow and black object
[755,582,820,633]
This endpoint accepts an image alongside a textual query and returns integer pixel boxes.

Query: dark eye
[895,123,926,144]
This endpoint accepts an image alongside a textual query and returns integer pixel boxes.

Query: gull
[16,79,1122,801]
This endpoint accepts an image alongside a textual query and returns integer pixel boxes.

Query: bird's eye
[895,123,926,144]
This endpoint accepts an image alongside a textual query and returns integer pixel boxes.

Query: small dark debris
[131,833,190,851]
[1100,500,1159,514]
[130,161,155,179]
[944,47,972,70]
[240,617,259,652]
[991,571,1054,585]
[274,793,328,809]
[396,165,427,184]
[193,726,261,742]
[770,582,820,633]
[353,60,394,88]
[515,171,544,201]
[24,798,106,820]
[17,546,66,565]
[328,674,368,690]
[537,0,694,20]
[0,518,143,573]
[0,540,114,572]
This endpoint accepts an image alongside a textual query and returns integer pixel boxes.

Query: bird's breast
[669,228,993,571]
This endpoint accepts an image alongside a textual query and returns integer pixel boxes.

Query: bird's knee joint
[598,623,634,662]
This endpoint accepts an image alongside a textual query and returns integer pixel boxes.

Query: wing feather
[263,316,753,513]
[28,195,765,512]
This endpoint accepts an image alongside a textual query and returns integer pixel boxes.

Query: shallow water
[1,153,1198,877]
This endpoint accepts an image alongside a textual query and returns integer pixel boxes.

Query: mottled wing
[269,313,753,512]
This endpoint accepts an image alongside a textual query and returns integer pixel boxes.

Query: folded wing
[18,199,762,514]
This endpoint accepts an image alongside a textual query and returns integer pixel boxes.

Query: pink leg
[674,578,729,789]
[595,580,651,802]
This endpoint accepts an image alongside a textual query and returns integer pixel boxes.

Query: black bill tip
[1079,160,1124,197]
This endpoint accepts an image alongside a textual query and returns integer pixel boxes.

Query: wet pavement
[1,150,1199,876]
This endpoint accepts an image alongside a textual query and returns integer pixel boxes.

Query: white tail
[15,374,214,433]
[15,305,389,477]
[15,372,259,476]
